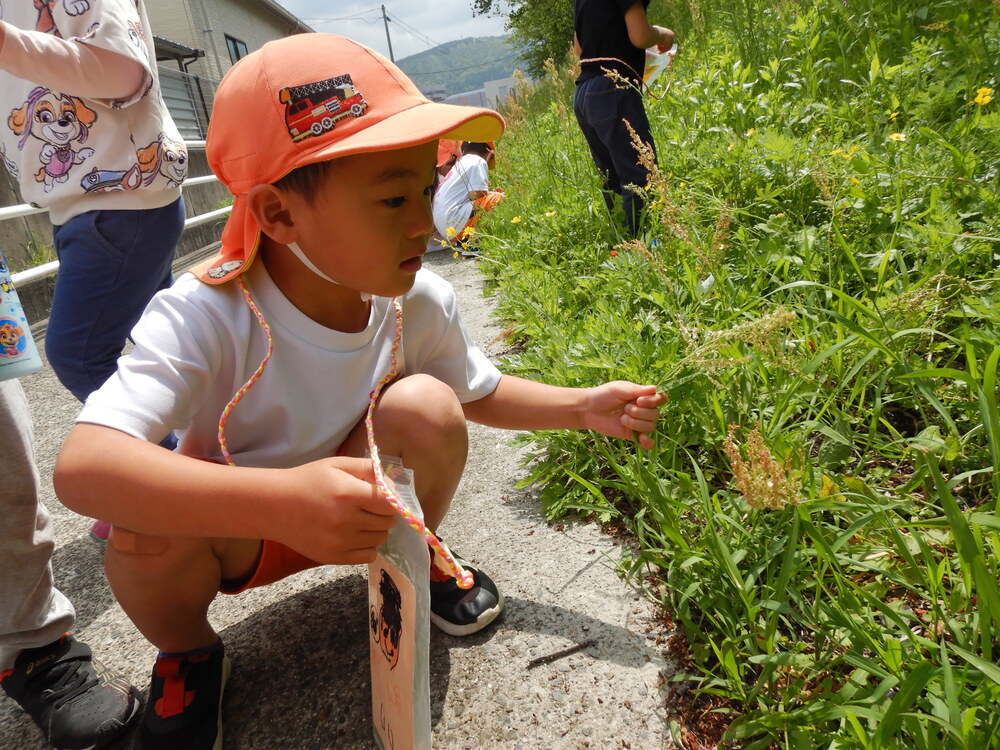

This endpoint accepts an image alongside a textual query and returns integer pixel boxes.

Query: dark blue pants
[573,76,657,236]
[46,197,184,403]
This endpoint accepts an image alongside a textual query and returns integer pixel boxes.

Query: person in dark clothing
[573,0,674,236]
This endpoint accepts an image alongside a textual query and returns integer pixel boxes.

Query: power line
[297,5,513,72]
[383,9,448,53]
[300,9,382,24]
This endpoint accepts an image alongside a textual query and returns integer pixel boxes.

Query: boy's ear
[247,184,298,243]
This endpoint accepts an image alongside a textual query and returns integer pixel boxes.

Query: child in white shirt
[54,34,666,750]
[432,140,504,250]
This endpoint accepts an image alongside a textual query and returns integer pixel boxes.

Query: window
[225,35,248,64]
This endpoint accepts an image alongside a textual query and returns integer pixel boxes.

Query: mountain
[396,36,525,97]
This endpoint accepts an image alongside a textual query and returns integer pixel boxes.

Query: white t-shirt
[78,263,502,468]
[432,153,489,238]
[0,0,185,224]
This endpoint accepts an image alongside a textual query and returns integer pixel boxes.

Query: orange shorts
[217,444,347,595]
[452,191,505,243]
[220,540,319,595]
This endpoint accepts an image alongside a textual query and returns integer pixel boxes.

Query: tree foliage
[470,0,678,77]
[471,0,575,77]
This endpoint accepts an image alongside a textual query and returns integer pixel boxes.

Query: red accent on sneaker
[428,546,451,582]
[154,656,196,719]
[429,566,452,582]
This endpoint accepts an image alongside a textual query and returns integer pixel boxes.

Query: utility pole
[381,5,394,62]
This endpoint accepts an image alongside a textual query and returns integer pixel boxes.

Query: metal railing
[4,140,232,286]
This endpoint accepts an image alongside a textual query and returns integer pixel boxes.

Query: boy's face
[286,141,438,299]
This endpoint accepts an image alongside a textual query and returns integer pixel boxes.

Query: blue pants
[573,76,657,236]
[46,198,184,403]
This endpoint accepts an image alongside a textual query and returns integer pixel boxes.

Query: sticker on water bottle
[0,318,29,358]
[0,250,43,381]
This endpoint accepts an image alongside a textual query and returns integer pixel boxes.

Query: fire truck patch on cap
[278,75,368,142]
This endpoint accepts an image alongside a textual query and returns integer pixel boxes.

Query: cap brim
[288,100,504,173]
[193,101,503,285]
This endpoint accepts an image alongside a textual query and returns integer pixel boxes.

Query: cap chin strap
[287,242,371,301]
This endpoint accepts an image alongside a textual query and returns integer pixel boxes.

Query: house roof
[252,0,315,33]
[153,35,205,64]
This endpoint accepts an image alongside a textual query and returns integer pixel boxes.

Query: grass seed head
[723,425,803,510]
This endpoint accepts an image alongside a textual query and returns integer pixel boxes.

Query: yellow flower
[445,226,457,237]
[841,153,851,160]
[745,128,755,136]
[545,211,556,217]
[679,181,687,188]
[437,239,449,247]
[453,251,459,259]
[888,132,906,142]
[850,177,860,185]
[727,143,735,151]
[848,145,858,154]
[974,87,993,106]
[830,149,843,155]
[889,111,899,121]
[510,216,522,223]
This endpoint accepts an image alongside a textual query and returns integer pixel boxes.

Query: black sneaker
[132,642,230,750]
[429,554,504,636]
[0,634,141,750]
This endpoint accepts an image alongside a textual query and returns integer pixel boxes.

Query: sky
[273,1,510,62]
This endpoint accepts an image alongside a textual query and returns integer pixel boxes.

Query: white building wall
[145,0,195,54]
[484,76,517,108]
[147,0,307,82]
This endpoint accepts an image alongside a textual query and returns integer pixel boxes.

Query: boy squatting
[54,33,667,750]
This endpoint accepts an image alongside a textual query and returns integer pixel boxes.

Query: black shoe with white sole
[429,556,504,636]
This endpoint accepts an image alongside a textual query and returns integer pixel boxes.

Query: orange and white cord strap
[218,282,474,589]
[218,278,274,465]
[365,298,474,589]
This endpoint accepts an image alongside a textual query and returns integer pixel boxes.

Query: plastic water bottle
[0,249,43,381]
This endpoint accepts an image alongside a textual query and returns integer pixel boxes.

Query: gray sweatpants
[0,379,75,672]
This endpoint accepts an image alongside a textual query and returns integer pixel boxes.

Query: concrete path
[1,248,676,750]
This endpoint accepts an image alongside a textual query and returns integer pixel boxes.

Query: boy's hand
[584,382,667,450]
[280,457,397,565]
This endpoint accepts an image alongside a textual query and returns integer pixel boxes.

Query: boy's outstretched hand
[584,381,667,450]
[462,374,666,449]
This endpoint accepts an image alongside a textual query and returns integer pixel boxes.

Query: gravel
[1,246,677,750]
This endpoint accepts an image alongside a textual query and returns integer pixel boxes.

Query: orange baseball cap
[192,33,505,284]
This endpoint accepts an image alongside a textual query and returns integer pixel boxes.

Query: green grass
[473,1,999,746]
